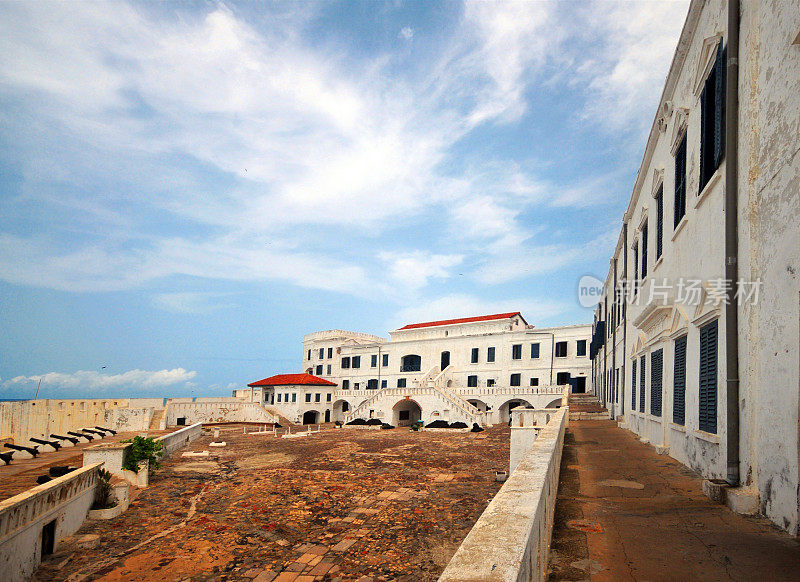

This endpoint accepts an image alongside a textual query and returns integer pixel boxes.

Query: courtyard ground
[34,424,509,582]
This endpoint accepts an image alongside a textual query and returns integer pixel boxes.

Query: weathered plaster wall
[164,402,276,426]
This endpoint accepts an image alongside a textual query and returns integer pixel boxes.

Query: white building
[590,0,800,534]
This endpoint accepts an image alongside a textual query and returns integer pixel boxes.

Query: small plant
[121,436,164,473]
[92,469,117,510]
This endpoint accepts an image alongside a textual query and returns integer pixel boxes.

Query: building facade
[590,0,800,534]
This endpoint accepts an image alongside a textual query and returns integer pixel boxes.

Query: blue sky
[0,0,689,399]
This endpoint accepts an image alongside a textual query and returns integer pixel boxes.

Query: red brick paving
[34,424,509,581]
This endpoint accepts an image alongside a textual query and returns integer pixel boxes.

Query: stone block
[654,445,670,455]
[726,487,759,515]
[702,479,729,504]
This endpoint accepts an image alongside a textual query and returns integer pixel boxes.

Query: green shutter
[673,336,687,425]
[650,349,663,417]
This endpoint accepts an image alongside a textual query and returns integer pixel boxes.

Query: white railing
[439,407,568,582]
[156,422,203,457]
[450,385,565,396]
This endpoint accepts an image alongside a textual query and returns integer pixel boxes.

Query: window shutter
[699,320,718,433]
[674,136,687,226]
[631,359,637,410]
[656,188,663,259]
[673,335,687,425]
[650,349,663,417]
[641,223,648,278]
[639,355,646,412]
[714,43,727,168]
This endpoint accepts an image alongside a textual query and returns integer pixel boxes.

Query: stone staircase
[148,408,166,430]
[568,393,609,420]
[259,404,297,427]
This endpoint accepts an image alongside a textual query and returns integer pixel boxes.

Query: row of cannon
[0,426,117,465]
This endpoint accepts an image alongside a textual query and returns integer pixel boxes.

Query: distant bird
[101,366,106,369]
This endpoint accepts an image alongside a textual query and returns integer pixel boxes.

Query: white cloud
[399,27,414,41]
[390,294,571,330]
[1,368,197,397]
[379,250,464,293]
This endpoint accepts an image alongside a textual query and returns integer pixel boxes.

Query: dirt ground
[34,424,509,582]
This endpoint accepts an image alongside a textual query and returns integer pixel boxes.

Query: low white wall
[509,409,555,474]
[156,422,203,458]
[165,402,275,426]
[0,463,102,582]
[439,406,568,582]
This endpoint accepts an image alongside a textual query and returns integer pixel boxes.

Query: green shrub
[91,468,117,510]
[121,436,164,473]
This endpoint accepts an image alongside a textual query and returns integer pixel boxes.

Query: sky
[0,0,690,399]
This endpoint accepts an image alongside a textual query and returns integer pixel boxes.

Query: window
[631,359,637,411]
[277,393,281,403]
[354,382,360,389]
[352,356,361,369]
[471,347,479,364]
[487,379,495,387]
[467,375,478,388]
[675,133,687,227]
[326,365,331,375]
[651,349,663,417]
[510,373,521,387]
[633,242,639,293]
[381,379,387,389]
[700,40,726,193]
[397,378,406,388]
[512,344,522,360]
[315,365,323,375]
[639,355,646,412]
[487,347,495,362]
[292,393,296,403]
[319,348,324,359]
[531,343,540,358]
[556,372,570,385]
[670,336,687,426]
[699,320,718,433]
[342,379,349,389]
[641,222,648,279]
[367,379,378,390]
[305,393,311,403]
[530,377,539,387]
[307,349,311,360]
[382,354,389,367]
[315,393,321,402]
[576,340,586,357]
[401,354,421,372]
[342,401,349,412]
[341,357,351,369]
[326,393,332,402]
[371,354,377,368]
[655,186,664,260]
[555,341,568,358]
[327,347,333,359]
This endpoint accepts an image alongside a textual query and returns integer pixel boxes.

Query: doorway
[573,377,587,393]
[41,519,56,558]
[441,351,450,370]
[302,410,319,425]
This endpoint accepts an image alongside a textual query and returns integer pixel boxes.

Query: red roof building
[248,373,337,387]
[396,312,524,330]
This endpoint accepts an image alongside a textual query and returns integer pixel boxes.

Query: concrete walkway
[549,419,800,581]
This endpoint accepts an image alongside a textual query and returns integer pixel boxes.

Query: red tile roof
[397,312,522,330]
[248,373,337,387]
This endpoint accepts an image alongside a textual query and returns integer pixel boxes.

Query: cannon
[4,442,39,457]
[95,426,117,435]
[51,434,79,445]
[30,437,61,451]
[82,428,106,438]
[67,430,94,441]
[48,466,76,478]
[35,475,52,485]
[0,452,13,465]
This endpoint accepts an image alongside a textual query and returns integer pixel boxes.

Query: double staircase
[343,365,485,425]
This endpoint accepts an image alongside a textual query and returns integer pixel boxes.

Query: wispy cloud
[1,368,197,397]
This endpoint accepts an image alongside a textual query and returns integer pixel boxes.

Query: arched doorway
[332,399,350,422]
[392,398,422,427]
[499,399,533,423]
[302,410,319,425]
[401,354,421,372]
[467,399,490,413]
[545,399,562,409]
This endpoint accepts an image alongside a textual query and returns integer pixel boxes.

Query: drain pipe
[611,259,618,420]
[724,0,740,486]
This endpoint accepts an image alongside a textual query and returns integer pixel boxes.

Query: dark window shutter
[639,355,646,412]
[656,187,663,259]
[631,359,637,410]
[714,43,727,168]
[641,223,648,278]
[675,135,687,226]
[650,349,663,417]
[673,335,687,425]
[699,320,718,433]
[634,243,639,284]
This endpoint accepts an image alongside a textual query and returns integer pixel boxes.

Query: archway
[392,398,422,427]
[332,399,351,422]
[498,399,533,423]
[401,354,421,372]
[467,399,490,413]
[302,410,319,425]
[545,398,562,409]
